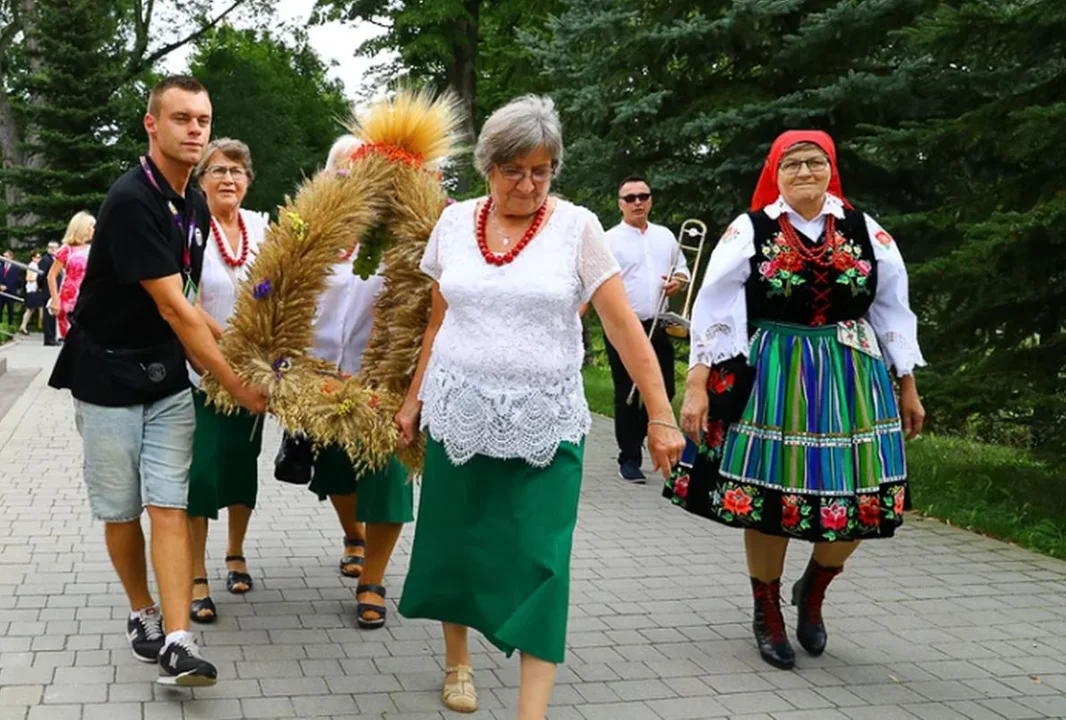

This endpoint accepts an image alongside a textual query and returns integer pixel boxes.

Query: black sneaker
[156,635,218,687]
[126,606,164,663]
[618,461,646,483]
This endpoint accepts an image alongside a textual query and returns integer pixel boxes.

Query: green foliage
[188,26,351,216]
[858,0,1066,455]
[352,225,390,280]
[0,0,133,244]
[907,435,1066,559]
[0,321,16,344]
[530,0,937,227]
[311,0,562,190]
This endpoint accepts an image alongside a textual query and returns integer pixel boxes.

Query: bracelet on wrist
[648,418,679,431]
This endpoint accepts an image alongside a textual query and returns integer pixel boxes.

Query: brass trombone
[626,218,709,406]
[657,219,708,339]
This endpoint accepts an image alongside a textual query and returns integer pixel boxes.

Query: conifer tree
[861,0,1066,452]
[0,0,132,244]
[531,0,936,226]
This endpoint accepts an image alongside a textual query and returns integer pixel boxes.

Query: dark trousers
[42,307,57,345]
[0,297,17,325]
[604,320,676,467]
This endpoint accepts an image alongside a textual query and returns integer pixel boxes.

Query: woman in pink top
[48,211,94,339]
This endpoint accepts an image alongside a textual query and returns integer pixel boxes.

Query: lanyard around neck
[139,156,195,275]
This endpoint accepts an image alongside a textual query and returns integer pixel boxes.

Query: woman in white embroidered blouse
[665,131,926,670]
[394,95,686,718]
[185,138,268,623]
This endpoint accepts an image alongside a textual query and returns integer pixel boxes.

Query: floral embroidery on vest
[758,229,872,299]
[759,233,806,297]
[828,235,872,296]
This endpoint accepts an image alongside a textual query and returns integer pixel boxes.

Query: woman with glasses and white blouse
[185,138,268,623]
[395,95,686,719]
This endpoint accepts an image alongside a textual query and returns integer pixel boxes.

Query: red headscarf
[749,130,852,211]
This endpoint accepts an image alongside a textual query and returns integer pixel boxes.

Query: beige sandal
[442,664,478,713]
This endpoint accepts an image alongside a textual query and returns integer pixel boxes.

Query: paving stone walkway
[1,339,1065,720]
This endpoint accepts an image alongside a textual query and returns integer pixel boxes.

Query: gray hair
[327,134,361,170]
[473,95,564,179]
[781,141,827,160]
[195,138,255,183]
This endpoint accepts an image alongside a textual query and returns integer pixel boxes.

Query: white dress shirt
[606,220,690,321]
[311,260,386,376]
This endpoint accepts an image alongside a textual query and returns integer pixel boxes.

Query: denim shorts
[74,390,196,522]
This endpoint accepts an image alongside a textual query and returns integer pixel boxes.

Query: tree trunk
[2,0,41,242]
[446,0,479,193]
[0,91,24,237]
[0,94,21,170]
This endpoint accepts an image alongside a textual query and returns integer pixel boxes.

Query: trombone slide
[625,218,708,406]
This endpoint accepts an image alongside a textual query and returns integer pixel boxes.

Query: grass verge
[582,363,1066,560]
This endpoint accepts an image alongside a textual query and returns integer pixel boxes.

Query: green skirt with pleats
[188,390,264,519]
[308,445,414,524]
[397,436,584,664]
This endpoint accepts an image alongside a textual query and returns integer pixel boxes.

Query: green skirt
[308,445,414,524]
[398,437,584,664]
[188,390,264,519]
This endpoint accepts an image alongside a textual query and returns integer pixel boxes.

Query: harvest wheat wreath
[202,89,462,474]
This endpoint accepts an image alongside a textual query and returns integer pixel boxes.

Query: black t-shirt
[48,155,208,407]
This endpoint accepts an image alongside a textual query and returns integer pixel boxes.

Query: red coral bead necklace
[211,214,249,268]
[477,197,547,266]
[778,213,837,267]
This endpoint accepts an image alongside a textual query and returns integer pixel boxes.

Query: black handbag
[274,431,313,485]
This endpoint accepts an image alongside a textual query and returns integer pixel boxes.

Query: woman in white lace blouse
[395,95,686,718]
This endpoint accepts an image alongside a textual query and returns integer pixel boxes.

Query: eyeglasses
[205,165,248,180]
[779,157,829,176]
[497,165,554,184]
[620,193,652,204]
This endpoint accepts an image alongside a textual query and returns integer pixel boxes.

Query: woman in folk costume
[299,134,414,629]
[664,131,926,670]
[395,95,686,717]
[186,139,269,623]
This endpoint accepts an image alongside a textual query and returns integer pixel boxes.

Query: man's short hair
[147,75,207,116]
[618,174,650,193]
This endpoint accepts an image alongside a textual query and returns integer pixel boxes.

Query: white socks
[130,605,159,622]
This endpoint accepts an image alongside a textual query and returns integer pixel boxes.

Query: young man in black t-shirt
[49,76,266,687]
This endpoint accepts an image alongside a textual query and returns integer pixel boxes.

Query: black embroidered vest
[745,208,878,327]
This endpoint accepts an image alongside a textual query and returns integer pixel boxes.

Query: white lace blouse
[689,195,926,377]
[418,197,620,467]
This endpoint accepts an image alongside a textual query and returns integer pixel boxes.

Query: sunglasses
[620,193,652,204]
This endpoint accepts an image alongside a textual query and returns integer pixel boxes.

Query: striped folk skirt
[664,321,908,542]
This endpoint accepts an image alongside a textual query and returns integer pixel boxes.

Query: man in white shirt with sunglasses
[604,175,690,482]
